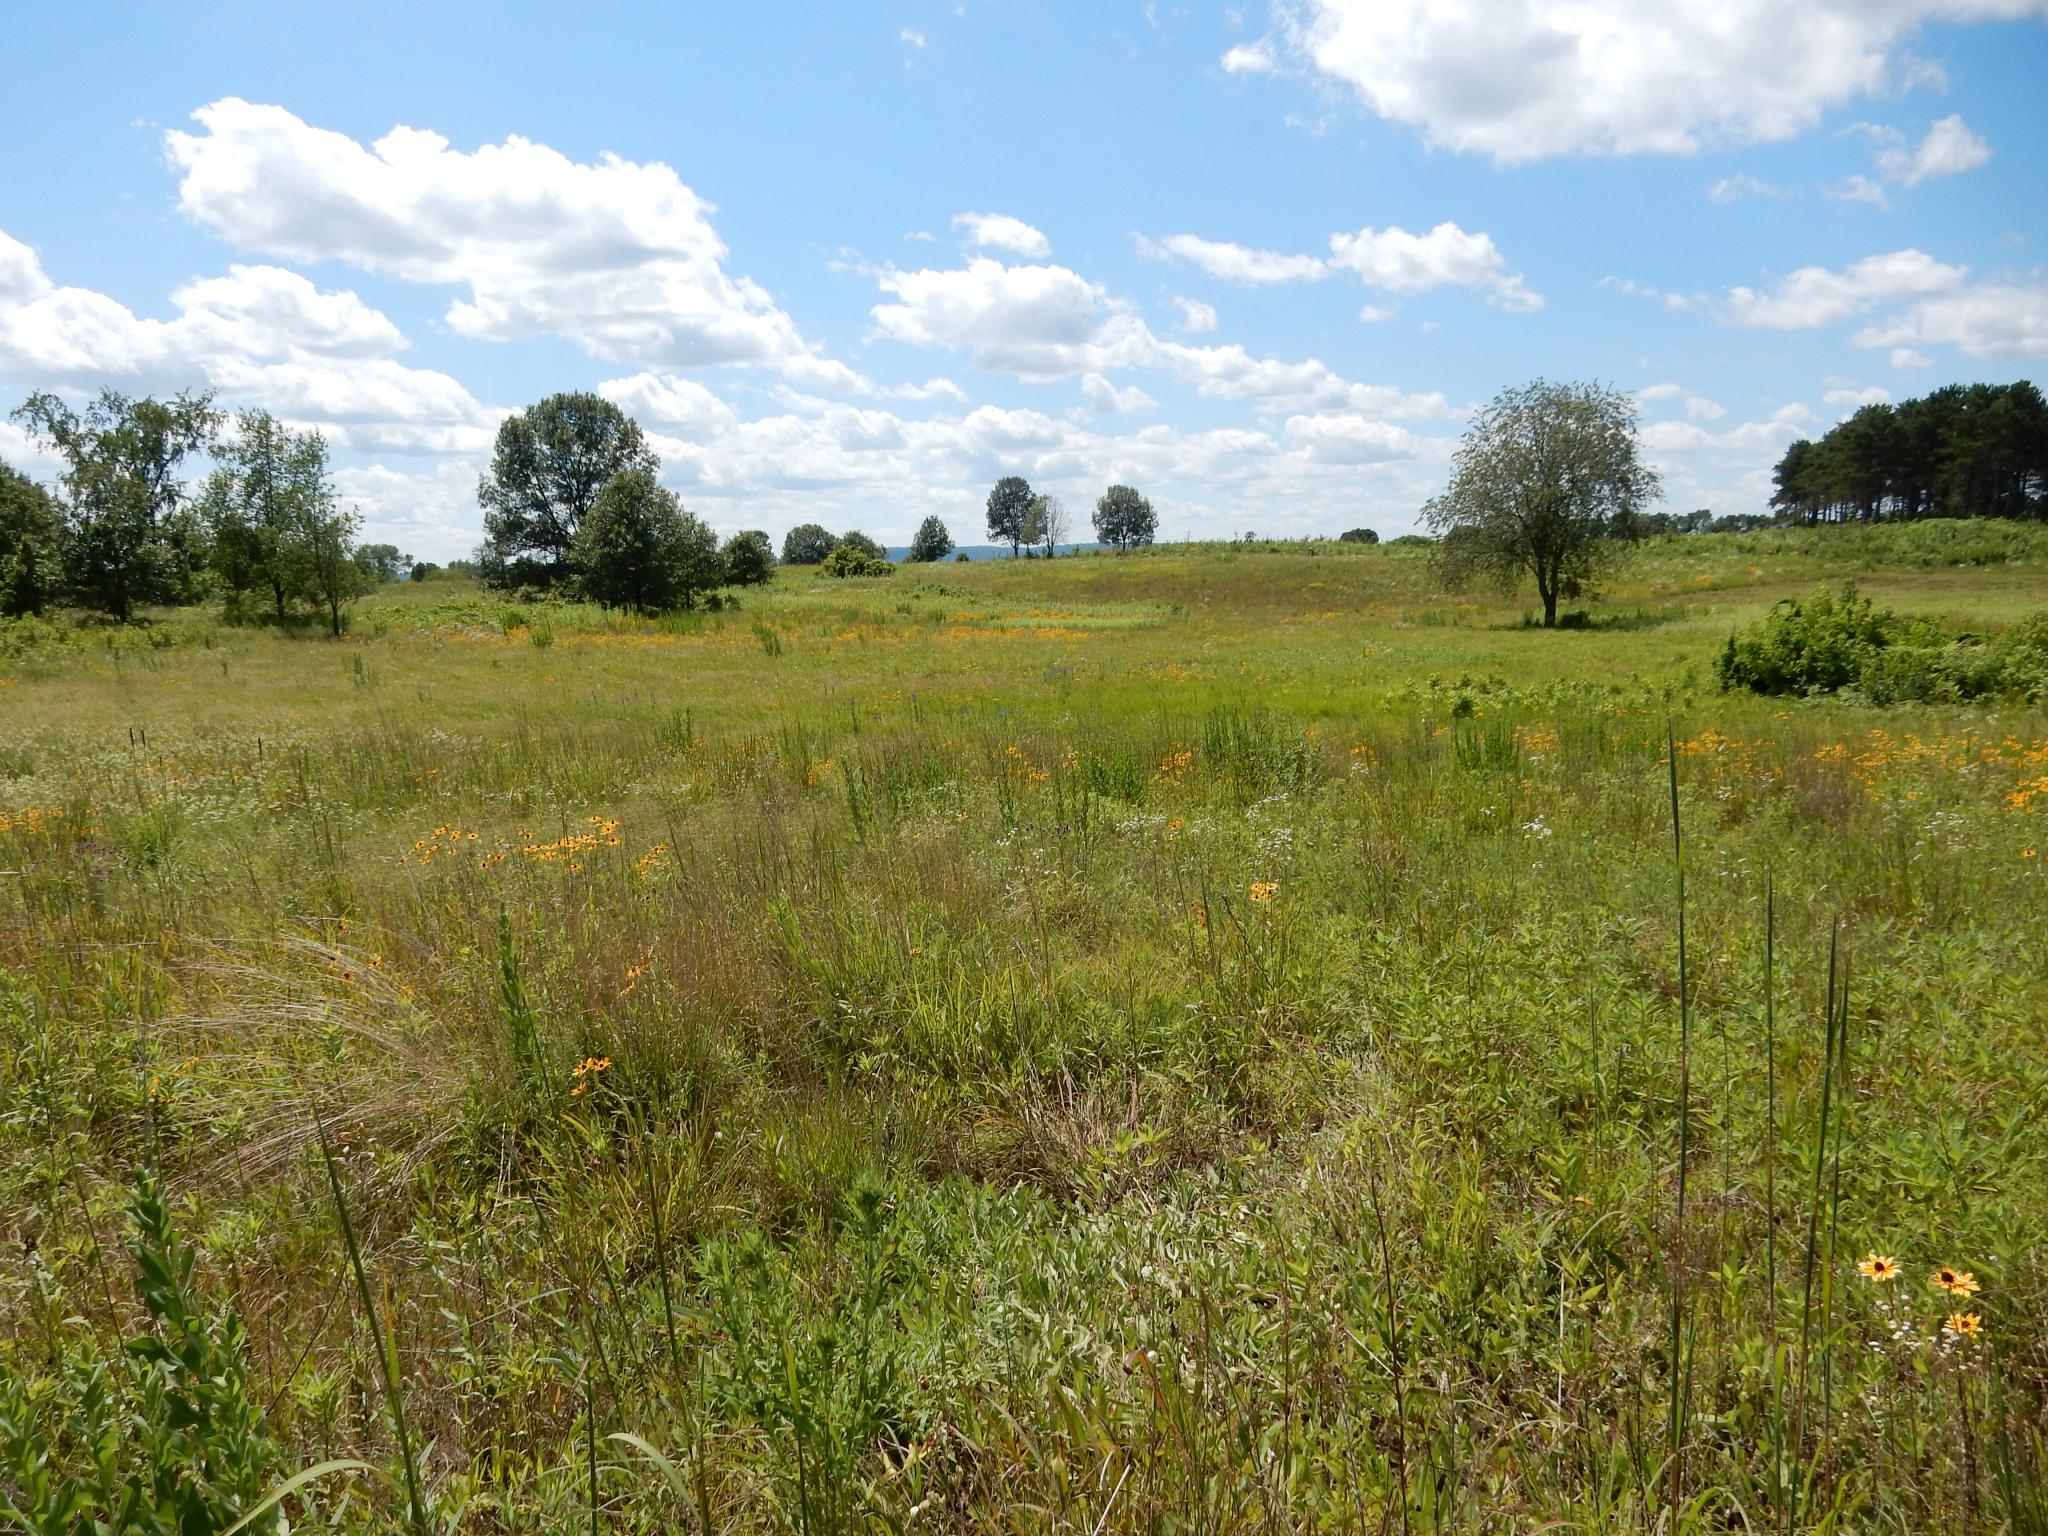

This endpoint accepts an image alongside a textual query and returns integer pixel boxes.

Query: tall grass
[1,528,2044,1530]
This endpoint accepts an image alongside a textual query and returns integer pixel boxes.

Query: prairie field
[4,523,2048,1533]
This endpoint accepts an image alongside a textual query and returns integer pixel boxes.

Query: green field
[4,523,2048,1532]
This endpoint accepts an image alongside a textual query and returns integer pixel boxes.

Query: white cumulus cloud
[951,212,1052,258]
[1267,1,2048,163]
[165,98,834,375]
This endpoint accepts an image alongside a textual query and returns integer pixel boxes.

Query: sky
[1,2,2044,562]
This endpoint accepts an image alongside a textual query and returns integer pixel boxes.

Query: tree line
[1770,380,2048,524]
[4,389,390,631]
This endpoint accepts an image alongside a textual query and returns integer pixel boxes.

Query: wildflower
[1932,1265,1981,1298]
[1857,1254,1901,1282]
[569,1055,612,1097]
[1249,880,1279,903]
[1944,1312,1982,1339]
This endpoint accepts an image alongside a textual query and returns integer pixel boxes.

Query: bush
[1716,583,2048,703]
[821,545,895,578]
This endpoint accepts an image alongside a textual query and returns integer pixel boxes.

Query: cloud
[1080,373,1158,413]
[1327,222,1542,310]
[1724,249,1966,328]
[1850,279,2048,359]
[1636,382,1683,401]
[1707,173,1787,204]
[1281,411,1420,463]
[951,211,1052,258]
[1169,295,1219,333]
[1141,220,1539,309]
[1889,346,1933,368]
[1684,394,1727,420]
[1639,401,1815,457]
[0,228,496,455]
[1220,37,1280,73]
[1138,233,1328,284]
[165,98,834,374]
[900,26,927,48]
[1600,275,1705,312]
[870,257,1118,377]
[1823,384,1893,407]
[1874,113,1992,186]
[1824,174,1891,209]
[1266,1,2048,163]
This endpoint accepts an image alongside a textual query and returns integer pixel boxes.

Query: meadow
[3,521,2047,1533]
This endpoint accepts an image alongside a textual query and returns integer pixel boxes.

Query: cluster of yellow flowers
[1156,746,1195,781]
[569,1056,612,1096]
[1002,743,1052,785]
[1514,724,1561,762]
[1858,1254,1983,1339]
[1248,880,1280,903]
[401,824,482,866]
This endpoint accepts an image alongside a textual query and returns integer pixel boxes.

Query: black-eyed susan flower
[1858,1254,1901,1282]
[1944,1312,1982,1339]
[1932,1264,1981,1298]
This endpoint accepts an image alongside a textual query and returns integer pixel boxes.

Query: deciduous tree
[478,393,657,589]
[11,388,219,622]
[1093,484,1156,551]
[1425,379,1659,627]
[908,515,954,562]
[572,468,720,613]
[781,523,837,565]
[0,463,61,616]
[986,475,1035,558]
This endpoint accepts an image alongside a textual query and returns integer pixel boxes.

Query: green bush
[821,545,894,578]
[1716,583,2048,702]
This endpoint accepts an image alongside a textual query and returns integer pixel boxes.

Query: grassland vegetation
[2,521,2046,1531]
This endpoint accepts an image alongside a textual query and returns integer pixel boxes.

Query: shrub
[821,545,894,578]
[1716,582,2048,703]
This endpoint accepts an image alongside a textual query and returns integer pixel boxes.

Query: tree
[1027,495,1069,558]
[986,475,1035,558]
[907,515,954,562]
[1093,484,1156,551]
[722,529,776,587]
[201,409,332,621]
[12,389,218,622]
[478,393,657,589]
[572,468,721,613]
[0,463,62,616]
[838,529,886,562]
[306,498,372,636]
[355,543,412,582]
[782,523,838,565]
[1425,379,1660,628]
[1338,527,1379,545]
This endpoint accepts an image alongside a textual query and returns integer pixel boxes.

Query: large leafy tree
[1425,379,1659,628]
[722,529,776,587]
[907,515,954,563]
[1093,484,1156,551]
[478,393,657,589]
[0,462,62,616]
[572,468,721,613]
[201,409,333,621]
[11,389,219,622]
[986,475,1035,558]
[781,523,837,565]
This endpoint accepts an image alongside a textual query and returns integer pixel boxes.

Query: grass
[2,522,2046,1532]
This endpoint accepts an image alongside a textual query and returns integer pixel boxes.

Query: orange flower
[1857,1254,1901,1282]
[1945,1312,1982,1339]
[1249,880,1280,903]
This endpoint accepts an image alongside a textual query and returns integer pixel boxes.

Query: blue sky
[2,2,2044,560]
